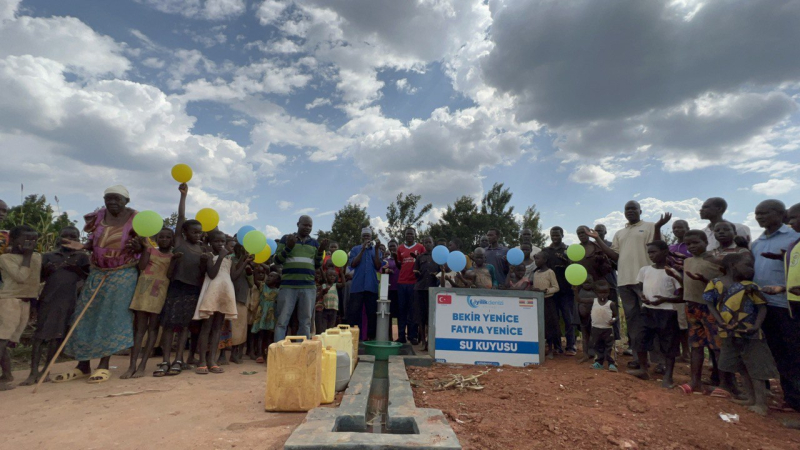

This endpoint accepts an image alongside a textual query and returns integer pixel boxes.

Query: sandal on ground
[591,362,603,370]
[52,368,90,383]
[87,369,111,384]
[608,364,618,372]
[678,384,696,395]
[255,357,265,364]
[167,361,183,376]
[564,348,577,356]
[209,365,224,374]
[195,366,209,375]
[710,388,732,399]
[153,362,170,377]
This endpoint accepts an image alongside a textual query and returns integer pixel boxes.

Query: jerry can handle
[286,336,307,344]
[326,329,340,335]
[337,324,350,330]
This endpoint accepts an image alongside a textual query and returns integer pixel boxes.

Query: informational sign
[429,288,544,366]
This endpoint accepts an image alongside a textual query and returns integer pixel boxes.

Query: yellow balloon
[171,164,193,183]
[195,208,219,232]
[254,245,272,264]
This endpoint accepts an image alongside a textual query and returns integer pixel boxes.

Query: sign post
[428,287,544,366]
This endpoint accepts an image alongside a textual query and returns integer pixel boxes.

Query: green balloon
[132,210,163,238]
[331,249,348,268]
[567,244,586,262]
[565,264,588,286]
[243,230,267,254]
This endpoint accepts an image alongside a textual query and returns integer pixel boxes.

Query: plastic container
[320,346,337,404]
[265,336,322,412]
[362,340,403,361]
[319,328,354,375]
[335,350,351,392]
[350,325,360,366]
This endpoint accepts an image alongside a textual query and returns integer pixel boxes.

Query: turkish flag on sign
[437,294,452,304]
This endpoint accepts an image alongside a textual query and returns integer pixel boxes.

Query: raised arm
[231,253,254,281]
[653,212,672,242]
[584,229,619,261]
[174,183,188,247]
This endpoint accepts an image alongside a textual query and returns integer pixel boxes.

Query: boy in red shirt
[396,227,425,344]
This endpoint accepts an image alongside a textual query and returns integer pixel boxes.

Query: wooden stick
[33,273,108,393]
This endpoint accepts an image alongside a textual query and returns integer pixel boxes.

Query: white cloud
[295,207,317,215]
[1,0,21,23]
[264,224,282,239]
[0,11,130,76]
[347,193,369,208]
[277,200,293,211]
[141,57,165,69]
[305,97,331,110]
[370,216,389,240]
[752,179,797,196]
[569,165,640,189]
[136,0,246,20]
[396,78,417,94]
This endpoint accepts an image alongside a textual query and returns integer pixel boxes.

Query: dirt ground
[1,356,307,450]
[408,356,800,450]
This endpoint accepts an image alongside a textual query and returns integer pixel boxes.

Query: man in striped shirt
[274,215,327,340]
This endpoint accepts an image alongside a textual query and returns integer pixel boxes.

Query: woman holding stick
[53,185,142,384]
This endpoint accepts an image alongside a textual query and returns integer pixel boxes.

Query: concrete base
[284,355,461,450]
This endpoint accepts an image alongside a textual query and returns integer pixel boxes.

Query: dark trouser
[763,304,800,411]
[591,327,615,365]
[397,284,415,341]
[348,291,378,341]
[610,287,621,340]
[544,296,560,348]
[554,290,575,350]
[413,290,429,336]
[388,290,399,340]
[314,309,338,335]
[619,284,643,349]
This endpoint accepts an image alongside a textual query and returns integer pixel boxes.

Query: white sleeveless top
[591,299,613,329]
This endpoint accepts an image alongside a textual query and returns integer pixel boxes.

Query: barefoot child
[704,253,777,416]
[123,228,182,379]
[527,251,559,358]
[316,268,343,332]
[156,183,207,377]
[671,230,734,396]
[590,280,618,372]
[252,270,280,363]
[628,240,683,388]
[193,230,250,374]
[0,225,41,391]
[228,242,252,364]
[21,226,89,386]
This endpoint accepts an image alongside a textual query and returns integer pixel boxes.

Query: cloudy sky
[1,0,799,244]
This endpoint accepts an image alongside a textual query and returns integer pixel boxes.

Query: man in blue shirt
[348,228,383,340]
[752,199,800,412]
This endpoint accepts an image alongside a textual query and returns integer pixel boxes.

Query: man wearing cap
[348,228,383,340]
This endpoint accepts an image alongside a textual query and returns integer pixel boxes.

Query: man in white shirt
[587,201,671,369]
[700,197,751,250]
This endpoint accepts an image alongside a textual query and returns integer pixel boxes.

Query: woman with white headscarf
[55,185,142,383]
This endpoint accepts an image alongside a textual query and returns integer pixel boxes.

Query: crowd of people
[0,188,798,421]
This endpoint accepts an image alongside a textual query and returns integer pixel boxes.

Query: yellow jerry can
[265,336,322,412]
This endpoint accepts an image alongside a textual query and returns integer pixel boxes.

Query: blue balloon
[432,245,450,265]
[507,247,524,266]
[266,238,277,255]
[447,251,467,272]
[236,225,256,245]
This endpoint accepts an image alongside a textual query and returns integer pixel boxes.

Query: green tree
[427,196,486,249]
[316,203,370,251]
[518,205,548,248]
[164,212,179,229]
[480,183,519,247]
[1,194,77,252]
[380,192,432,241]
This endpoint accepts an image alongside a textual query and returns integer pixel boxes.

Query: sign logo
[519,298,533,308]
[437,294,452,304]
[466,296,504,308]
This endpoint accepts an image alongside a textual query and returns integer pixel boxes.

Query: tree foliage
[518,205,548,248]
[426,183,547,250]
[164,212,179,229]
[380,192,432,241]
[1,194,77,252]
[317,203,370,251]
